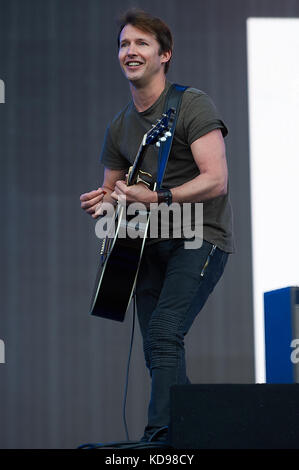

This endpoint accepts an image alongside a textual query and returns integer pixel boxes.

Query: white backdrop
[247,18,299,382]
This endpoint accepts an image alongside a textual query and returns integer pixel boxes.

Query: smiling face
[118,24,171,86]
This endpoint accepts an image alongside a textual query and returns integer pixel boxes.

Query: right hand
[80,188,107,219]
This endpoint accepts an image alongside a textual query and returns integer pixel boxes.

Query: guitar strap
[156,83,188,190]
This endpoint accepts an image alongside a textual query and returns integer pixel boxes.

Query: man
[80,9,234,445]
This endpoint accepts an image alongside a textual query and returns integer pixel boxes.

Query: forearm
[111,173,227,208]
[170,173,227,204]
[167,129,228,203]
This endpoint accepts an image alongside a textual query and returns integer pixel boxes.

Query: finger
[80,188,106,202]
[91,201,104,218]
[92,210,102,219]
[115,180,127,191]
[92,211,102,219]
[81,193,104,210]
[86,203,101,215]
[82,195,103,207]
[93,200,113,218]
[111,191,118,201]
[111,191,127,206]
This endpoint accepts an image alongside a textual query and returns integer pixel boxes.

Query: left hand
[111,180,157,207]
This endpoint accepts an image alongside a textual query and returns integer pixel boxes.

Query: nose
[126,43,138,56]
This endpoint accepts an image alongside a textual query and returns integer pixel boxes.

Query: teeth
[127,62,142,66]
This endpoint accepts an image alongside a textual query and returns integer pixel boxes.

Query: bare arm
[112,129,228,205]
[171,128,228,203]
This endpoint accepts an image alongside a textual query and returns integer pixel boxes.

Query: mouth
[125,61,144,69]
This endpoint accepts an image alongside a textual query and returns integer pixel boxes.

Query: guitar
[89,108,175,321]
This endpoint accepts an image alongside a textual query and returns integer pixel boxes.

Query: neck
[130,75,167,112]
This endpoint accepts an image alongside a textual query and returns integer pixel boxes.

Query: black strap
[156,83,188,190]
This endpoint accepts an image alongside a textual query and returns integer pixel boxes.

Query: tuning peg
[165,131,172,137]
[156,141,161,147]
[160,136,167,142]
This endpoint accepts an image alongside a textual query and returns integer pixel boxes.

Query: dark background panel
[0,0,298,449]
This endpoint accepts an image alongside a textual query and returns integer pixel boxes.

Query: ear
[160,49,172,65]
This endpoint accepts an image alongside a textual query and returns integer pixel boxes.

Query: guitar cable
[122,290,137,442]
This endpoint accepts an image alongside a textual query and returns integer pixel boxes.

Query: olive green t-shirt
[100,81,234,253]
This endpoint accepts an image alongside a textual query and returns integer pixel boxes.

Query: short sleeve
[99,126,129,170]
[183,91,228,146]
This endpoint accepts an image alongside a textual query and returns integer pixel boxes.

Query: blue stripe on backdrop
[264,287,294,383]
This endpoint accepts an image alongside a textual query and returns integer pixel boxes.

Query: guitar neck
[127,142,149,186]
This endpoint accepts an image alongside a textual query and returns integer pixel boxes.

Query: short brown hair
[117,9,173,74]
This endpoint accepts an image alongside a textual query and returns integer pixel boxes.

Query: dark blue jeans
[136,238,229,439]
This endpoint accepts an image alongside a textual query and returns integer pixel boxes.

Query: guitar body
[90,209,150,321]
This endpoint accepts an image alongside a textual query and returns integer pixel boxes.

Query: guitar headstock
[144,107,176,148]
[126,107,176,187]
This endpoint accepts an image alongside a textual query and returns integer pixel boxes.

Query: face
[118,24,170,85]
